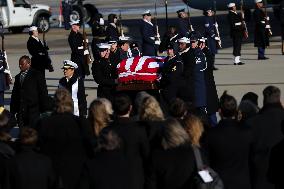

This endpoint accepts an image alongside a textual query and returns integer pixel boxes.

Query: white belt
[261,21,265,24]
[150,37,155,40]
[234,22,241,26]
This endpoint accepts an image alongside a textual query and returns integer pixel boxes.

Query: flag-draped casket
[116,56,165,91]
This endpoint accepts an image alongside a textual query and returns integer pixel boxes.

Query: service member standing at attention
[27,26,50,77]
[140,10,159,56]
[59,60,87,117]
[227,3,245,65]
[177,9,193,38]
[204,8,219,70]
[10,55,48,127]
[105,14,120,41]
[253,0,270,60]
[68,20,89,78]
[92,43,117,102]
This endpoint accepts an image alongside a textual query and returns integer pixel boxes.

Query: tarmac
[3,8,284,109]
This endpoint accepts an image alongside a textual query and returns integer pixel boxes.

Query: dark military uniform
[253,7,270,59]
[62,0,72,30]
[92,57,117,102]
[105,23,120,41]
[204,16,217,55]
[68,30,89,77]
[140,20,157,56]
[280,0,284,54]
[160,54,185,105]
[178,18,192,37]
[91,14,106,61]
[227,10,244,63]
[27,36,50,77]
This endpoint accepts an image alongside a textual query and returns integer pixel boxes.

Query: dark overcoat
[145,145,196,189]
[204,16,217,55]
[227,11,244,39]
[9,146,56,189]
[177,18,191,37]
[10,68,48,127]
[105,23,119,41]
[27,36,51,76]
[140,20,157,56]
[246,103,284,189]
[253,8,270,48]
[37,113,93,189]
[204,119,253,189]
[108,117,150,189]
[92,57,116,101]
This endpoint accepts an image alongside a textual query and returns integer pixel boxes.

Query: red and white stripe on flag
[117,56,165,83]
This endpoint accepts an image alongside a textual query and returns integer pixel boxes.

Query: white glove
[155,40,161,45]
[84,50,89,55]
[214,37,220,41]
[150,37,155,40]
[84,39,89,43]
[266,16,270,21]
[4,69,11,74]
[265,25,271,29]
[78,46,84,50]
[99,18,104,26]
[214,22,218,27]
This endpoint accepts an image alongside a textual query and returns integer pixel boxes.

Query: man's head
[113,93,132,117]
[62,60,77,79]
[70,20,80,32]
[19,55,31,72]
[219,90,238,119]
[203,9,213,17]
[177,9,188,18]
[108,40,118,52]
[142,10,152,22]
[166,43,175,57]
[29,26,38,37]
[255,0,263,8]
[227,3,237,11]
[263,85,281,105]
[118,36,130,52]
[108,14,118,24]
[178,37,190,51]
[97,43,111,58]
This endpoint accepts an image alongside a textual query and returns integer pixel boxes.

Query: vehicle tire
[84,4,99,27]
[70,5,84,25]
[36,16,50,32]
[10,27,24,34]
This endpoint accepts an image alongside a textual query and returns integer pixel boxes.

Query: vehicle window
[14,0,26,7]
[0,0,7,6]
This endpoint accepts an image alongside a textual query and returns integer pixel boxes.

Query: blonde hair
[97,98,113,115]
[54,88,74,113]
[161,118,189,150]
[88,99,110,136]
[139,96,164,121]
[183,115,204,147]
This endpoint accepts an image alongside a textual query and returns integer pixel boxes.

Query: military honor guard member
[10,55,49,127]
[92,43,117,102]
[59,60,87,117]
[140,10,159,56]
[176,8,193,37]
[118,36,131,60]
[203,8,219,70]
[91,13,106,61]
[62,0,72,30]
[68,20,89,78]
[253,0,270,60]
[227,3,245,65]
[27,26,51,77]
[105,14,120,41]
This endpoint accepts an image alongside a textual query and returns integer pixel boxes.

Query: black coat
[91,57,116,101]
[27,36,50,75]
[246,103,284,189]
[105,23,119,41]
[227,11,244,38]
[10,68,49,127]
[68,30,89,76]
[0,141,15,189]
[177,18,191,37]
[204,16,217,55]
[145,145,196,189]
[84,150,130,189]
[204,119,253,189]
[253,8,270,48]
[108,117,150,189]
[9,146,56,189]
[59,74,87,116]
[37,113,94,189]
[140,20,157,56]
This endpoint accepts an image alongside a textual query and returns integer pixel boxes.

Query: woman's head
[183,115,204,147]
[54,88,73,114]
[161,118,189,150]
[139,96,164,121]
[88,99,110,136]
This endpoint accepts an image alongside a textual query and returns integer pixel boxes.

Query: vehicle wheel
[84,4,99,27]
[70,5,84,25]
[37,16,50,32]
[10,27,24,34]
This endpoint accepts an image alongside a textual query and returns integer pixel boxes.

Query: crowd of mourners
[0,84,284,189]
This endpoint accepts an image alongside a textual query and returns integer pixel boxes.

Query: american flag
[117,56,165,83]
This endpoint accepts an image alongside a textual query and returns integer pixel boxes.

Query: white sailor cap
[29,26,38,32]
[69,20,80,26]
[62,60,78,69]
[142,10,151,16]
[255,0,263,3]
[227,3,236,8]
[198,37,207,43]
[108,40,117,44]
[119,36,130,41]
[97,43,111,50]
[178,37,190,44]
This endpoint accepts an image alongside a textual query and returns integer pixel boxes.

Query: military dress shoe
[258,57,269,60]
[234,62,245,65]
